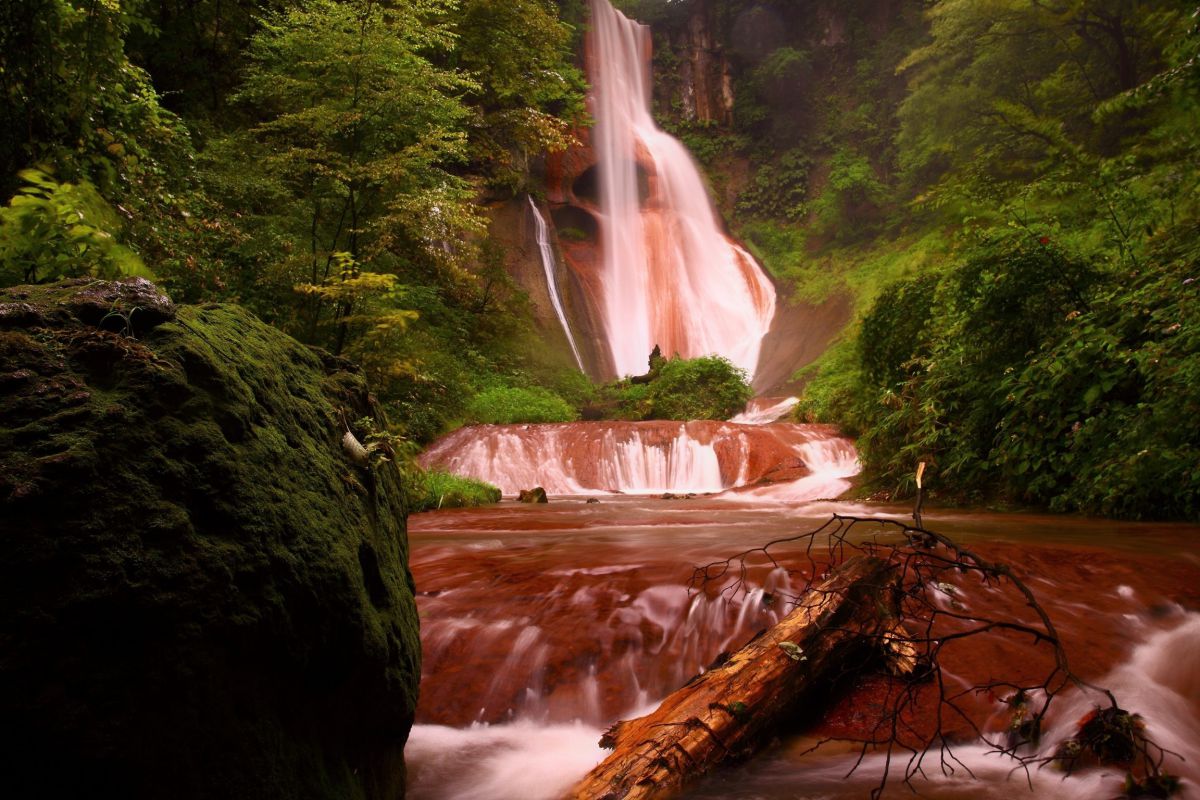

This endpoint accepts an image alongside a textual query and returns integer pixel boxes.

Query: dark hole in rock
[572,163,650,205]
[550,205,600,242]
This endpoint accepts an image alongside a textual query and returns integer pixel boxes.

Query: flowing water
[407,3,1199,796]
[408,426,1200,800]
[587,0,775,377]
[529,197,585,372]
[419,420,852,497]
[730,396,801,425]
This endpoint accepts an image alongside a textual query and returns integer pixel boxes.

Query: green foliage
[993,225,1200,519]
[0,169,150,286]
[858,273,939,387]
[741,220,840,303]
[408,469,501,512]
[736,149,812,223]
[226,0,481,350]
[645,356,753,421]
[601,381,652,421]
[810,148,887,240]
[0,0,188,197]
[694,0,1200,520]
[0,0,195,293]
[453,0,587,192]
[464,385,578,425]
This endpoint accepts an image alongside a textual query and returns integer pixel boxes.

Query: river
[405,489,1200,799]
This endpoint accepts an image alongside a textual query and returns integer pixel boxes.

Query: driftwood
[564,556,904,800]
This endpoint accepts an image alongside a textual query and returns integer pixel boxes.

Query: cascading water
[730,396,800,425]
[406,504,1200,800]
[588,0,776,378]
[419,420,856,498]
[528,196,585,372]
[407,5,1200,799]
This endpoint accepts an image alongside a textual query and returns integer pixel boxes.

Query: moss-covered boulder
[0,278,420,799]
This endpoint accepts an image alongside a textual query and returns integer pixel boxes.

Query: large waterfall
[588,0,776,378]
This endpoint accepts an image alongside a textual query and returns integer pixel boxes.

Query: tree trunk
[564,556,903,800]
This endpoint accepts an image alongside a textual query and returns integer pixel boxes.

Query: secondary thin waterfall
[589,0,776,378]
[529,196,585,371]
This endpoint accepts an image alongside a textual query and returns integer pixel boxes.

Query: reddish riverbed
[405,496,1200,800]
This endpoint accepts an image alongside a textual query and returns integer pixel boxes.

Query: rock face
[0,279,420,800]
[668,0,735,126]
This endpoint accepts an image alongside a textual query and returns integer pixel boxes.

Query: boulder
[518,486,549,503]
[0,279,420,800]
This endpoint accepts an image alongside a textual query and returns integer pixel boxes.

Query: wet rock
[586,497,601,504]
[518,486,549,503]
[0,280,419,800]
[62,276,176,333]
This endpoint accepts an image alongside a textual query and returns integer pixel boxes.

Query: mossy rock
[0,279,420,799]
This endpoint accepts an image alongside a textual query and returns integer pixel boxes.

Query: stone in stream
[0,279,420,800]
[518,486,549,503]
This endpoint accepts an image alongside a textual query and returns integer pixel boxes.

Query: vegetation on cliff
[642,0,1200,519]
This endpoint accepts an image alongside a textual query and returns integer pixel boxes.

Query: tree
[227,0,484,352]
[896,0,1189,190]
[452,0,587,191]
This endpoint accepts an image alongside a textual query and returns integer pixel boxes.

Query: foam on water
[409,613,1200,799]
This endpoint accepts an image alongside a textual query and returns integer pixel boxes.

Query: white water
[736,438,861,503]
[407,610,1200,800]
[528,196,585,372]
[419,421,858,499]
[730,396,800,425]
[588,0,776,378]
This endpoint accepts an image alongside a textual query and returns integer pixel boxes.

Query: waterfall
[529,196,585,372]
[419,420,857,498]
[730,396,800,425]
[588,0,776,378]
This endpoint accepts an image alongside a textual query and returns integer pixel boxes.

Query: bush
[0,168,151,287]
[645,356,753,420]
[463,385,578,425]
[408,470,501,512]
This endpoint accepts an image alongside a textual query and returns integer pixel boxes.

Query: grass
[409,469,502,512]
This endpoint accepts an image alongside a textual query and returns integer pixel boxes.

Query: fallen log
[565,555,903,800]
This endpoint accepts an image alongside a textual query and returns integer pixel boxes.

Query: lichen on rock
[0,278,420,799]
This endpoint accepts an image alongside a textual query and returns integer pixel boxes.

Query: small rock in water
[518,487,548,504]
[585,498,600,504]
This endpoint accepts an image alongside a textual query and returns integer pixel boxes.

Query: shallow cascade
[405,500,1200,800]
[419,419,858,500]
[587,0,775,378]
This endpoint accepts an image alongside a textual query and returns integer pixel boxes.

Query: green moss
[0,279,420,799]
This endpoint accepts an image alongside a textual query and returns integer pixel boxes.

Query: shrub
[464,385,578,425]
[0,168,151,287]
[646,356,753,420]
